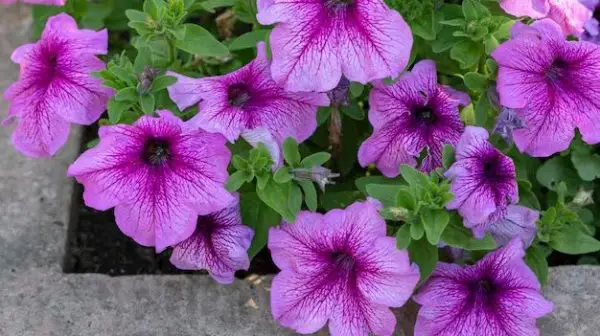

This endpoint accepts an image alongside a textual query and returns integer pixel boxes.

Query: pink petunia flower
[500,0,591,35]
[269,199,420,336]
[358,60,467,177]
[414,238,553,336]
[256,0,413,92]
[3,13,111,157]
[167,43,329,164]
[67,111,234,252]
[470,205,539,247]
[445,126,518,231]
[170,195,254,284]
[1,0,65,5]
[580,0,600,43]
[492,19,600,156]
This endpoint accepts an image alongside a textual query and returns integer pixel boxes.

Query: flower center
[545,59,569,81]
[414,106,436,123]
[227,83,251,107]
[330,251,355,270]
[481,154,502,180]
[142,138,171,166]
[325,0,354,10]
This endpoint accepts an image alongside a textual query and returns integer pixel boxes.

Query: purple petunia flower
[170,195,253,284]
[3,13,112,157]
[358,60,467,177]
[445,126,518,230]
[500,0,591,35]
[580,0,600,43]
[414,237,553,336]
[469,205,539,247]
[67,110,234,252]
[256,0,413,92]
[1,0,64,5]
[269,199,420,336]
[493,19,600,157]
[167,43,328,164]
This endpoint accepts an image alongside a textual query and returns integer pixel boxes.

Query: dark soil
[62,128,278,277]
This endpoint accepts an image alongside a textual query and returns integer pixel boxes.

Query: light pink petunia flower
[492,19,600,156]
[256,0,413,92]
[358,60,467,177]
[167,43,329,164]
[269,199,420,336]
[500,0,591,35]
[67,111,235,252]
[414,238,553,336]
[3,13,112,157]
[170,195,254,284]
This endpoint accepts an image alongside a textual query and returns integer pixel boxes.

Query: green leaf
[340,103,364,120]
[226,170,250,192]
[139,94,156,114]
[175,24,229,57]
[396,224,412,249]
[463,72,487,92]
[518,180,541,210]
[396,187,416,211]
[442,144,456,169]
[240,192,281,258]
[134,47,153,73]
[228,29,270,51]
[150,75,178,92]
[298,180,318,211]
[536,156,581,195]
[462,0,479,21]
[115,87,138,102]
[421,209,450,245]
[409,238,439,281]
[571,151,600,181]
[288,183,303,219]
[282,138,301,166]
[450,39,483,69]
[256,173,270,190]
[411,9,436,40]
[125,9,147,22]
[257,180,297,222]
[549,228,600,255]
[400,165,429,188]
[525,244,549,286]
[349,82,364,97]
[355,175,404,195]
[301,152,331,168]
[107,99,130,124]
[410,221,425,240]
[320,191,363,211]
[365,184,402,207]
[273,167,293,183]
[441,214,496,250]
[198,0,238,12]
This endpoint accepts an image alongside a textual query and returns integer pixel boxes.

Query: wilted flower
[291,166,340,191]
[256,0,413,92]
[137,65,161,94]
[471,205,539,247]
[1,0,65,5]
[3,13,112,157]
[327,77,350,108]
[493,107,525,145]
[493,19,600,157]
[170,195,253,284]
[414,238,553,336]
[358,60,467,177]
[269,199,420,335]
[446,126,518,229]
[499,0,591,35]
[580,0,600,43]
[167,42,328,164]
[68,111,234,252]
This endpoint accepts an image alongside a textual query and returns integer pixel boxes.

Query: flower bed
[3,0,600,335]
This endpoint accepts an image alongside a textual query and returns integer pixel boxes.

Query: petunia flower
[492,107,525,145]
[445,126,518,230]
[256,0,413,92]
[414,237,553,336]
[492,19,600,157]
[1,0,65,5]
[500,0,591,35]
[167,42,329,164]
[580,0,600,43]
[269,199,420,336]
[170,195,254,284]
[67,110,234,252]
[468,205,539,247]
[3,13,111,157]
[358,60,467,177]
